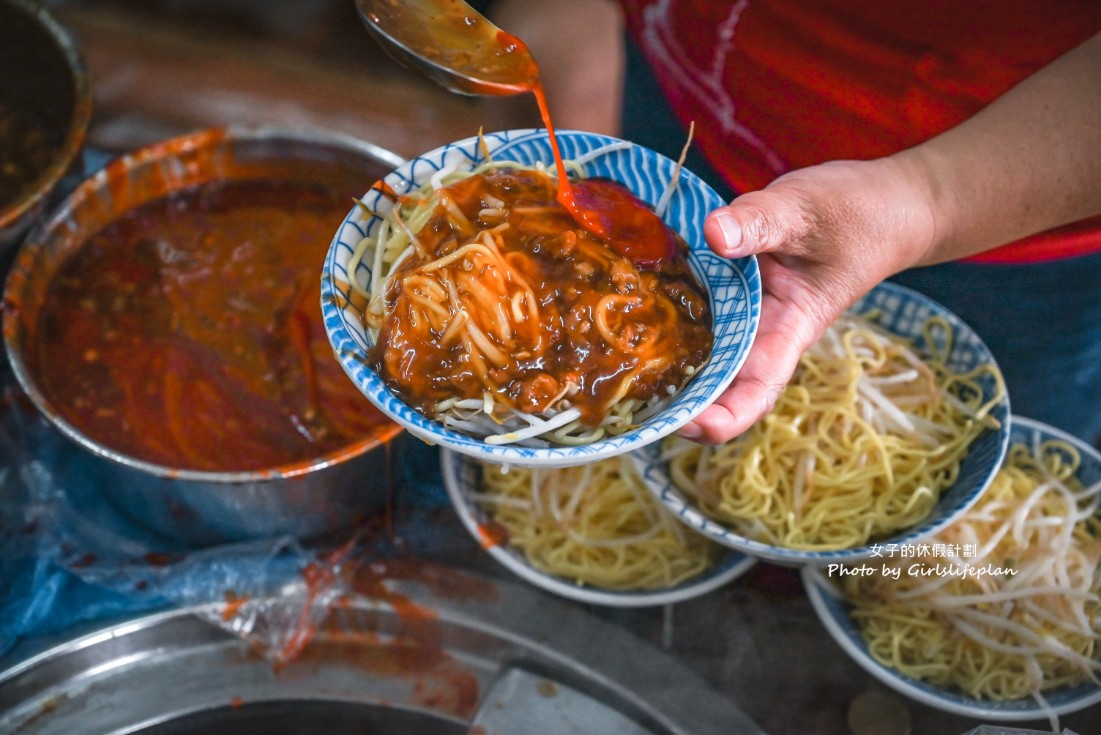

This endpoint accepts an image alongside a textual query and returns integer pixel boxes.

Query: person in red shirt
[492,0,1101,446]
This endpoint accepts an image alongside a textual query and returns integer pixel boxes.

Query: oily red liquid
[524,84,675,265]
[373,168,713,427]
[480,31,675,265]
[34,179,393,472]
[380,3,674,264]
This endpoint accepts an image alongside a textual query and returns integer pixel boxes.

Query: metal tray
[0,566,767,735]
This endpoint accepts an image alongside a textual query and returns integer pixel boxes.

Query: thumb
[703,190,811,259]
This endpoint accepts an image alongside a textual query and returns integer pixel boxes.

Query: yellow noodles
[663,314,1004,550]
[475,457,718,590]
[840,438,1101,701]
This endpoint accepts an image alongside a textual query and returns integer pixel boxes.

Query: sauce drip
[374,2,675,266]
[528,83,675,266]
[519,48,675,266]
[33,179,395,472]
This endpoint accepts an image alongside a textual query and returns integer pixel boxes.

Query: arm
[685,30,1101,444]
[903,31,1101,264]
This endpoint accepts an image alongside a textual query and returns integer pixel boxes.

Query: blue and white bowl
[802,416,1101,720]
[631,281,1011,565]
[441,448,755,607]
[321,129,761,469]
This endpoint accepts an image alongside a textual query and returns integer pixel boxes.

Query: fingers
[704,210,744,257]
[679,374,777,445]
[686,159,931,445]
[680,295,819,445]
[703,187,813,260]
[688,162,883,445]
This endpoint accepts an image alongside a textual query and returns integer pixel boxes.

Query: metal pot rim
[0,0,93,233]
[3,125,406,484]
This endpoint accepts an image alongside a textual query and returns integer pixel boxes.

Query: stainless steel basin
[0,565,767,735]
[3,126,406,546]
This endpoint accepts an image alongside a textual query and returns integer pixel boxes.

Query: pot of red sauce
[0,0,93,262]
[3,126,406,546]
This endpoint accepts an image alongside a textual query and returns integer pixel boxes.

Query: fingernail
[678,422,702,440]
[714,212,743,254]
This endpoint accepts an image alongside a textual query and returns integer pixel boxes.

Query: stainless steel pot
[3,126,406,546]
[0,0,92,261]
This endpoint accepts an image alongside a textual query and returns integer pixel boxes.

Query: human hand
[676,30,1101,445]
[680,156,939,444]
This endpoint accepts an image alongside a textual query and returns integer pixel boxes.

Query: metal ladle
[354,0,539,96]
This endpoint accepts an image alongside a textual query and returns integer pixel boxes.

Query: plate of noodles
[321,128,761,469]
[631,281,1011,565]
[441,448,755,607]
[802,415,1101,723]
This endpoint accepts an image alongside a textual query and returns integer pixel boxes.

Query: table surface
[22,2,1101,733]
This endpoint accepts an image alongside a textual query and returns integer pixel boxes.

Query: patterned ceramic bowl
[631,281,1011,565]
[802,415,1101,721]
[321,129,761,469]
[441,448,755,607]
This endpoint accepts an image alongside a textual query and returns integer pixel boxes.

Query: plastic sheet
[0,361,285,651]
[0,348,456,661]
[0,132,455,657]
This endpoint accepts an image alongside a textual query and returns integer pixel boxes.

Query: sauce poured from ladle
[355,0,674,266]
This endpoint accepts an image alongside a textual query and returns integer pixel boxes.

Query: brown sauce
[372,168,713,427]
[33,179,394,472]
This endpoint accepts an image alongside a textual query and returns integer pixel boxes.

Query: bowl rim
[2,125,406,483]
[440,447,756,607]
[321,127,762,470]
[629,280,1012,565]
[0,0,93,235]
[800,414,1101,720]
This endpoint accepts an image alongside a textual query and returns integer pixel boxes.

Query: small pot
[3,126,406,546]
[0,0,92,262]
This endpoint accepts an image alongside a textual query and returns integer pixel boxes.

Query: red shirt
[620,0,1101,263]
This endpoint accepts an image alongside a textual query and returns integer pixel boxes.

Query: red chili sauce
[369,1,672,264]
[372,168,713,427]
[33,179,393,472]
